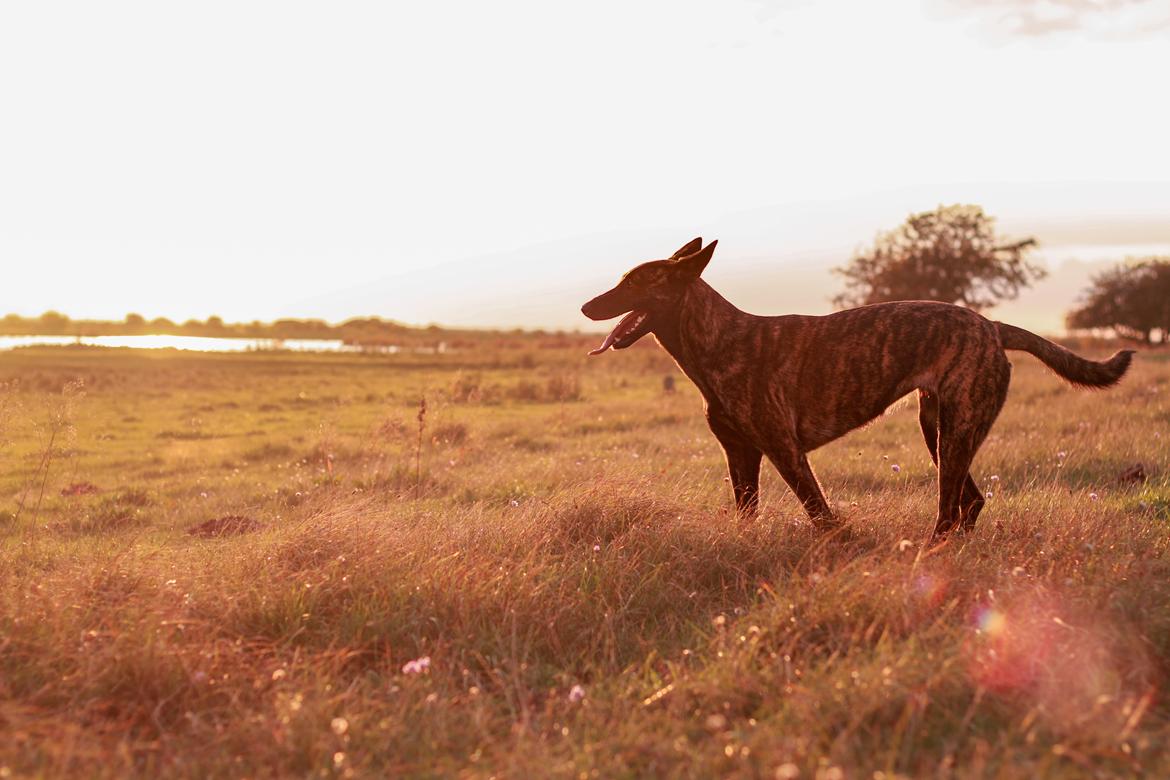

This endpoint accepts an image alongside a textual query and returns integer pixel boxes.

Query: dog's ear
[673,240,717,279]
[670,237,702,259]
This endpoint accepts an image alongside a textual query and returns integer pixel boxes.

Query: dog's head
[580,237,717,355]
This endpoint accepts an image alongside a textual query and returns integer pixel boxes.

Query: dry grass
[0,344,1168,777]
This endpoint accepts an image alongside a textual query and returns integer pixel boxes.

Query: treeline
[0,311,586,349]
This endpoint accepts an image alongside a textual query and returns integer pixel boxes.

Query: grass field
[1,340,1169,778]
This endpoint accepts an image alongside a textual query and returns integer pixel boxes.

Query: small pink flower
[568,684,586,703]
[891,464,901,473]
[402,656,431,675]
[1089,492,1099,501]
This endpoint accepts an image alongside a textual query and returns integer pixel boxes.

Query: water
[0,334,382,353]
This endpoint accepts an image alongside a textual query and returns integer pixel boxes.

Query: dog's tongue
[588,332,618,357]
[588,310,642,356]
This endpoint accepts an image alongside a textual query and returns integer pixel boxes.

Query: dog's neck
[653,280,755,387]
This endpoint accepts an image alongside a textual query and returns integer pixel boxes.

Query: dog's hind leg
[918,390,983,530]
[766,446,834,527]
[931,357,1010,538]
[932,410,979,538]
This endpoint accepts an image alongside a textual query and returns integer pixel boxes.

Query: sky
[2,0,1168,334]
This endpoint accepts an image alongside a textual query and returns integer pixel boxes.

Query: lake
[0,335,382,353]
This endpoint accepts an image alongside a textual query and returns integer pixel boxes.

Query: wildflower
[1057,451,1067,459]
[985,491,993,499]
[989,474,999,482]
[569,684,586,703]
[1089,492,1099,501]
[593,544,601,552]
[891,464,901,473]
[402,656,431,675]
[331,717,349,735]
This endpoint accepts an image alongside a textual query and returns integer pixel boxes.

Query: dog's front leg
[721,440,763,517]
[706,410,762,517]
[766,446,835,527]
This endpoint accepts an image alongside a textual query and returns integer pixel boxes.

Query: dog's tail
[996,322,1134,388]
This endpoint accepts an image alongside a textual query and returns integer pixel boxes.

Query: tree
[38,311,71,334]
[832,205,1043,311]
[1066,258,1170,344]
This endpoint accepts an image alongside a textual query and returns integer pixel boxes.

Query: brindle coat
[581,238,1133,538]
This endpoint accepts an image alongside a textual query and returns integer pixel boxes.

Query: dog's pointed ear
[673,240,717,279]
[670,237,702,259]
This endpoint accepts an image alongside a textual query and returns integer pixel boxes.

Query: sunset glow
[2,0,1167,330]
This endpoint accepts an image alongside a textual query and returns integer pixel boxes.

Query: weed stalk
[415,396,427,500]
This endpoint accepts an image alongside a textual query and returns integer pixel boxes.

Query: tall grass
[0,344,1167,777]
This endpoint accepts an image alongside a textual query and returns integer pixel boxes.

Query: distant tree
[124,313,146,333]
[1066,258,1170,344]
[206,315,225,331]
[150,317,176,331]
[38,311,70,334]
[832,205,1044,311]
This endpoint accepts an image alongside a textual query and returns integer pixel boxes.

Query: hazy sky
[2,0,1168,332]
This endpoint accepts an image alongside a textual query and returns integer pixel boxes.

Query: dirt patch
[1117,464,1148,485]
[187,515,264,538]
[61,481,101,496]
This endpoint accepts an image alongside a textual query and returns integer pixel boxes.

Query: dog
[581,238,1133,538]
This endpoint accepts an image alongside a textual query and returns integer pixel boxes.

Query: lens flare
[964,588,1153,739]
[975,606,1007,637]
[912,573,949,610]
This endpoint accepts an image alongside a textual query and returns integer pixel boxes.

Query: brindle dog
[582,238,1133,538]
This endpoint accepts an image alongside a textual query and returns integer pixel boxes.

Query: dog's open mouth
[589,310,650,355]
